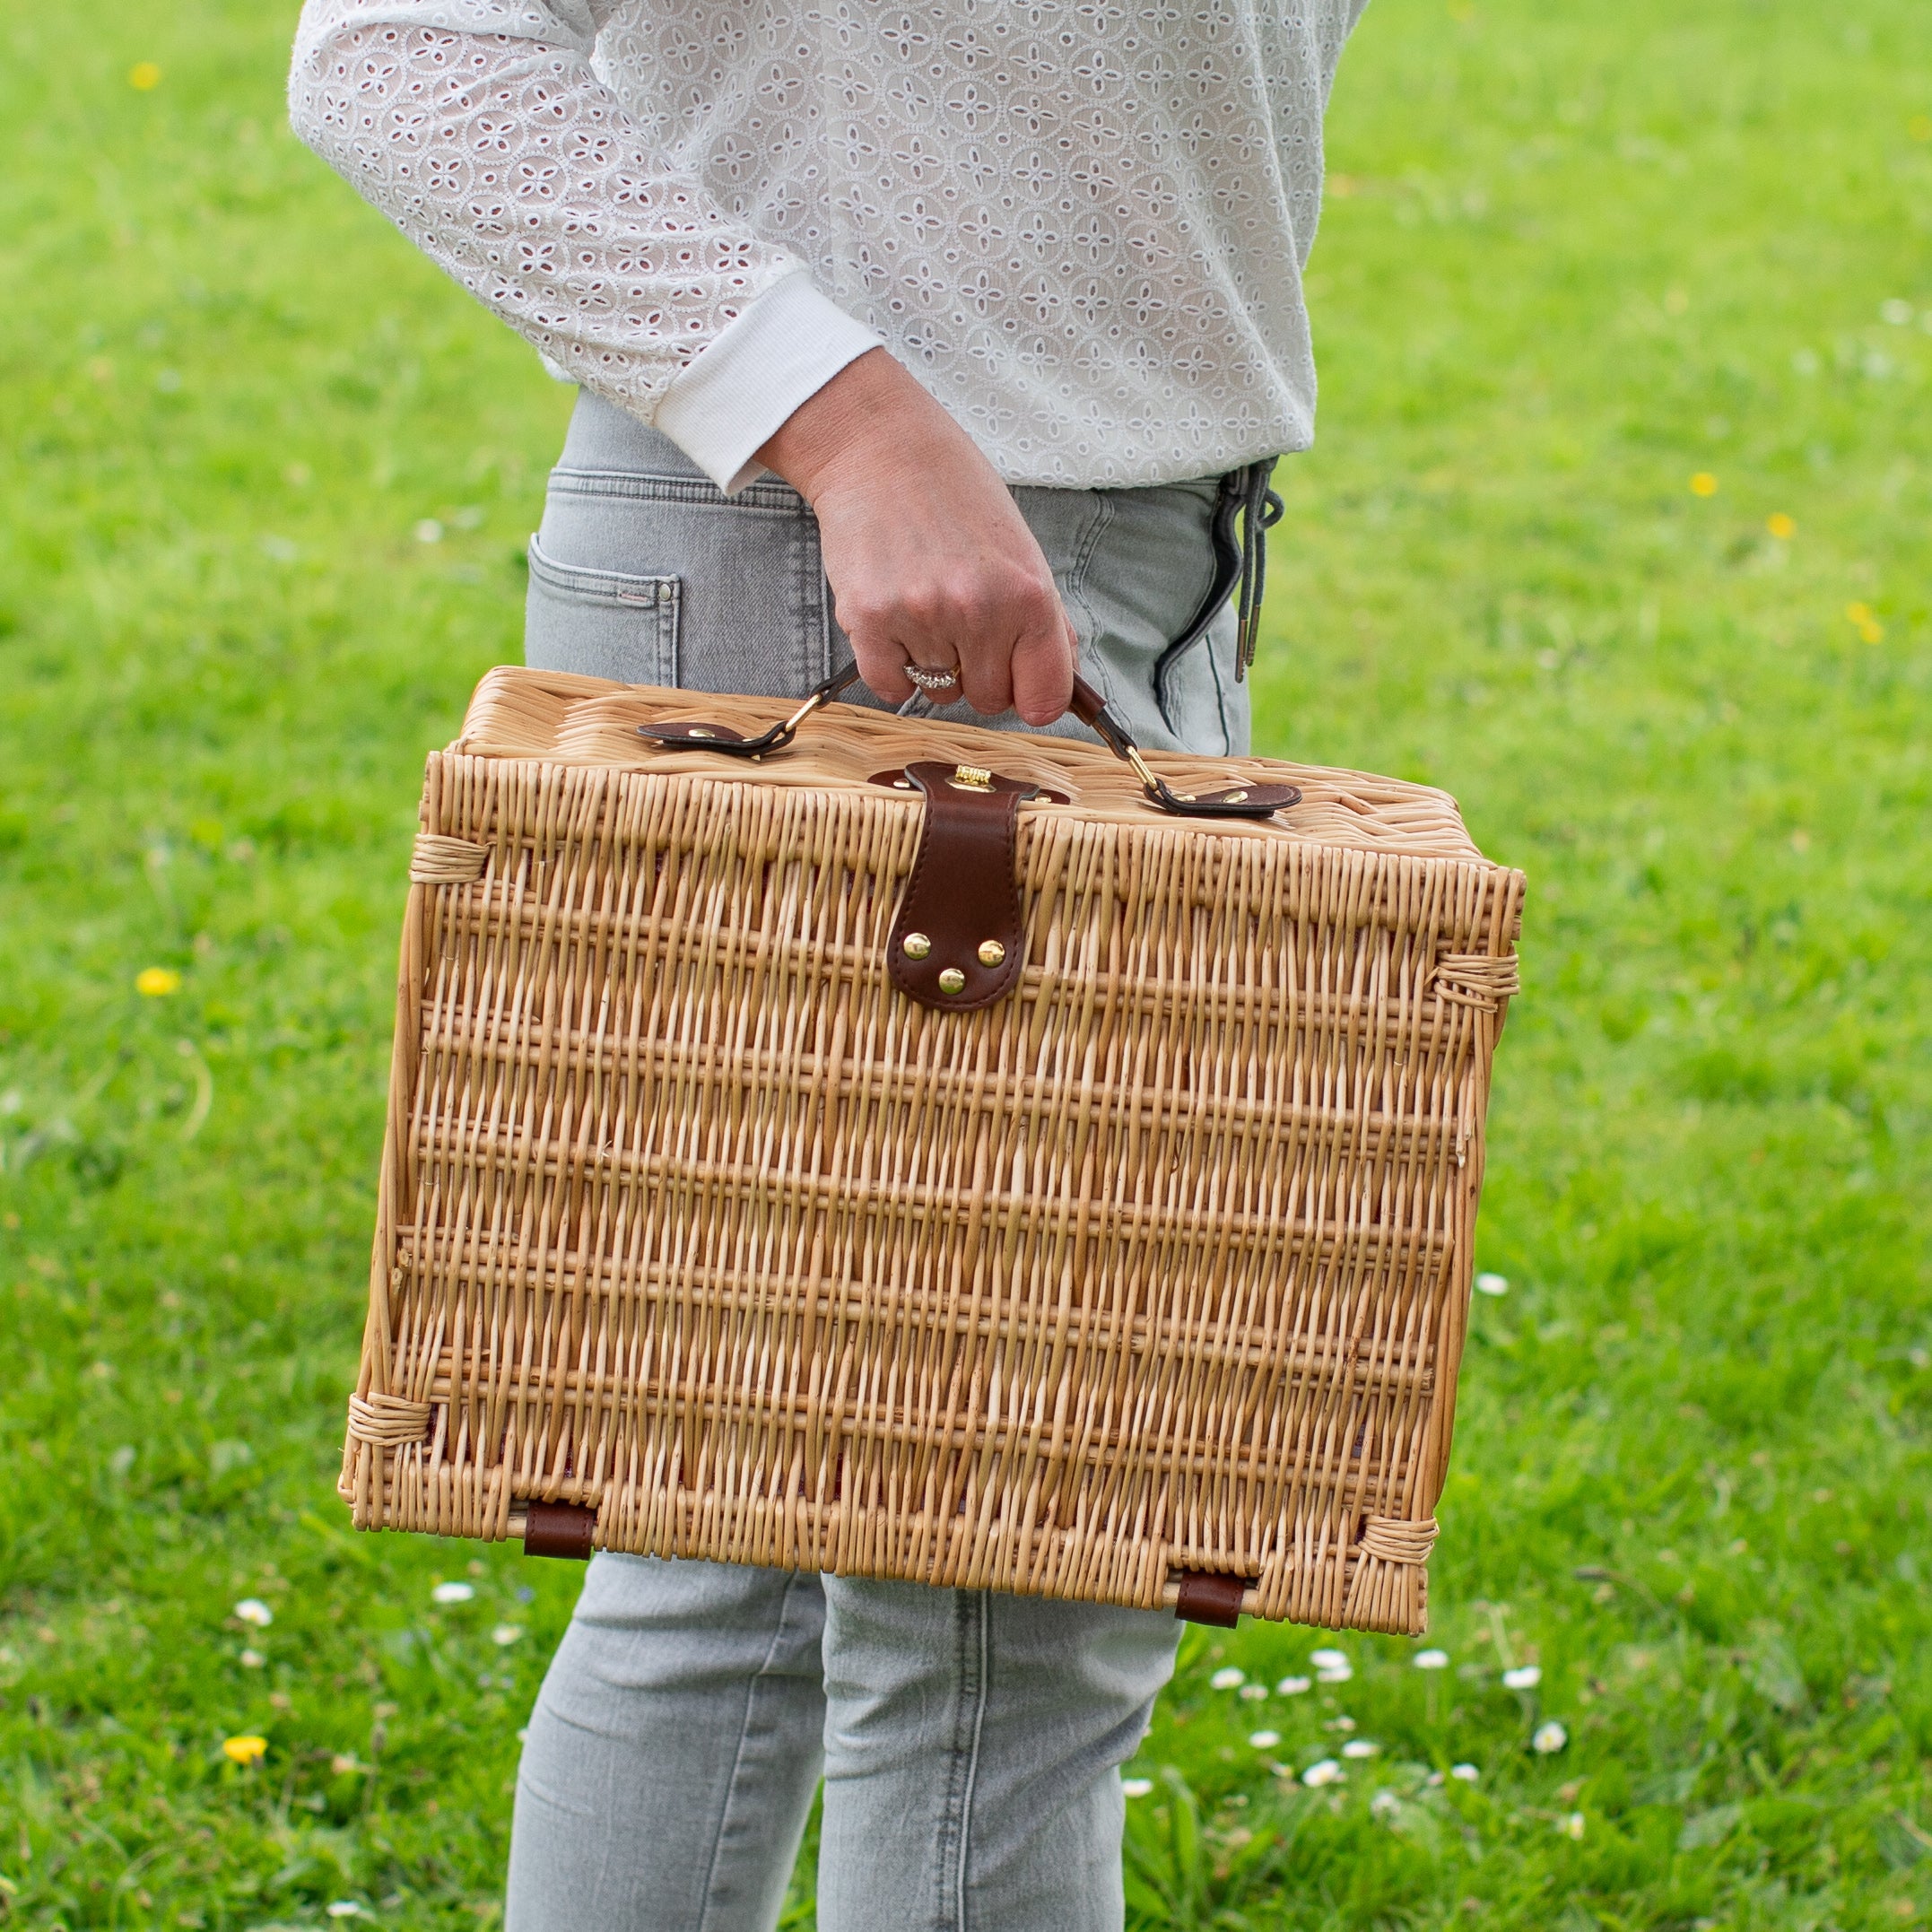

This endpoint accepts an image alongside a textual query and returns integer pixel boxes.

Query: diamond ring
[905,663,961,692]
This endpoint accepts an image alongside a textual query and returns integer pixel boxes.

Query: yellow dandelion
[1765,512,1796,540]
[136,967,181,996]
[128,62,162,91]
[1845,602,1885,642]
[1689,473,1719,498]
[222,1734,268,1766]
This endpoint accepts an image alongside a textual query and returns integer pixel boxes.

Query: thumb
[1009,609,1078,728]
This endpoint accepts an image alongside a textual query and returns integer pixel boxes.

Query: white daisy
[1533,1720,1569,1754]
[1414,1649,1449,1670]
[233,1599,274,1628]
[1208,1667,1245,1690]
[1502,1665,1541,1690]
[431,1581,475,1605]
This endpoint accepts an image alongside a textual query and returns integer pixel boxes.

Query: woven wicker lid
[457,666,1495,866]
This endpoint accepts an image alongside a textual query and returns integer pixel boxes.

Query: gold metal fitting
[949,764,994,791]
[1123,744,1164,799]
[687,727,716,740]
[1223,789,1249,804]
[902,933,932,960]
[937,967,967,995]
[977,940,1005,967]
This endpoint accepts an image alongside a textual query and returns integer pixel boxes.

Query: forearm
[286,7,807,433]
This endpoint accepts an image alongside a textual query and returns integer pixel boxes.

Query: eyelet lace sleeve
[288,0,803,422]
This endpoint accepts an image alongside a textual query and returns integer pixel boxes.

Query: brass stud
[1223,789,1249,804]
[902,933,932,960]
[687,727,716,740]
[977,939,1006,968]
[937,966,967,995]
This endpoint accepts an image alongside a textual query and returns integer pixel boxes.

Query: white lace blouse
[289,1,1367,493]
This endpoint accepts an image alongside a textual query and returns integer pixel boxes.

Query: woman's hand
[755,349,1076,725]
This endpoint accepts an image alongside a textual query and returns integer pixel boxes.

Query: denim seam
[953,1591,990,1932]
[1205,612,1233,757]
[692,1572,812,1932]
[547,466,806,513]
[1062,492,1118,709]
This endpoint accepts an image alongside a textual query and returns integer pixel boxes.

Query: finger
[954,632,1014,718]
[903,657,965,702]
[1007,604,1077,727]
[850,628,917,707]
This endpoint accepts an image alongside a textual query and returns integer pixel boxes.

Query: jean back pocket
[524,535,680,688]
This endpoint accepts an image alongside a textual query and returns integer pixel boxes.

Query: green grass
[3,0,1929,1925]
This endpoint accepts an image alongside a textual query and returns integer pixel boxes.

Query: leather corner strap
[1172,1570,1252,1628]
[521,1501,596,1561]
[887,763,1034,1010]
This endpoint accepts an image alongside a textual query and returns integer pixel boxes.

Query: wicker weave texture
[344,671,1523,1633]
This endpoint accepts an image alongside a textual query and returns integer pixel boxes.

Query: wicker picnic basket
[341,664,1522,1634]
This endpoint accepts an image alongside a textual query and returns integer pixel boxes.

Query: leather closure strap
[887,761,1040,1011]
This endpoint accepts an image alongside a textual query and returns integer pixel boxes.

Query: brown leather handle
[640,666,1298,822]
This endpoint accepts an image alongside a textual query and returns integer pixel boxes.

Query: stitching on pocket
[545,467,807,514]
[527,534,679,608]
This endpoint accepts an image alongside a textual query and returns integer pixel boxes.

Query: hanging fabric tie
[1150,458,1285,729]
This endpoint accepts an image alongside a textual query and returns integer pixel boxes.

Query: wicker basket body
[344,667,1522,1633]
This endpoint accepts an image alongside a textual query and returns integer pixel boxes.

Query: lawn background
[4,1,1930,1926]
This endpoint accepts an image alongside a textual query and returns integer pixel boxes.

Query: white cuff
[651,272,883,495]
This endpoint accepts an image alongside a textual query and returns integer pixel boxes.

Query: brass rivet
[1223,789,1249,804]
[902,933,932,960]
[893,778,914,790]
[937,966,967,995]
[977,939,1005,967]
[688,727,716,740]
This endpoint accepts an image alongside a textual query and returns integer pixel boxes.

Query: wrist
[756,348,956,502]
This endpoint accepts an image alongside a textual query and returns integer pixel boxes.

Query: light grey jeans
[506,390,1251,1932]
